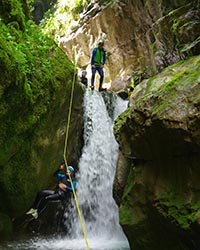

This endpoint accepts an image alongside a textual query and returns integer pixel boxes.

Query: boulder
[114,55,200,250]
[0,2,84,240]
[0,213,13,241]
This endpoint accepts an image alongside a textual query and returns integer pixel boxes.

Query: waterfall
[66,90,129,242]
[2,91,130,250]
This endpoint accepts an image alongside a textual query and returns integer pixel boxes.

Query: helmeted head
[98,40,104,49]
[60,159,65,165]
[60,160,66,168]
[82,70,87,77]
[66,166,75,176]
[59,160,66,172]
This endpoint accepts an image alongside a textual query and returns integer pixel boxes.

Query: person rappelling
[25,46,90,248]
[26,161,76,219]
[80,69,88,89]
[91,40,107,91]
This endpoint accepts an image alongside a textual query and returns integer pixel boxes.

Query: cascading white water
[2,91,130,250]
[66,90,129,243]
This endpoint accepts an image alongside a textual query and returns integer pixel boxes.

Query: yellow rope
[63,47,90,250]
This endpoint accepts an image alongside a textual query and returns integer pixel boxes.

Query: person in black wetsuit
[26,161,76,219]
[80,70,88,89]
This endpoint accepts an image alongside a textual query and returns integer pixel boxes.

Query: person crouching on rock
[26,161,76,219]
[80,70,88,89]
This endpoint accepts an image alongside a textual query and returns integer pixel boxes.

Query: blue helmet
[67,166,74,174]
[60,160,65,165]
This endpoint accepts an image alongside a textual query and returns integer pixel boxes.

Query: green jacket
[91,47,106,66]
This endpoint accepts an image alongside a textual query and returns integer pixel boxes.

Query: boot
[26,208,38,219]
[99,87,107,92]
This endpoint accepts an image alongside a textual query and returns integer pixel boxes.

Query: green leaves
[0,17,70,147]
[43,0,90,40]
[0,8,76,216]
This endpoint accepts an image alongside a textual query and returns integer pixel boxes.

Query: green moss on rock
[114,55,200,250]
[0,2,84,240]
[0,0,28,30]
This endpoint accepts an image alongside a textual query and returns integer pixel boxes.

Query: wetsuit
[32,169,76,214]
[80,76,88,88]
[91,47,106,89]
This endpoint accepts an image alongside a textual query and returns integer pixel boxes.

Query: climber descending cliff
[91,40,107,91]
[26,161,77,219]
[6,92,130,250]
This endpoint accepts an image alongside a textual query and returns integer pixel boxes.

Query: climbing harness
[63,47,90,250]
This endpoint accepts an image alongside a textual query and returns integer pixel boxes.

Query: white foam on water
[3,91,130,250]
[64,91,129,246]
[31,236,129,250]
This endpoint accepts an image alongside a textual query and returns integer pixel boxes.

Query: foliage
[0,0,29,30]
[43,0,90,40]
[43,0,117,42]
[0,0,76,219]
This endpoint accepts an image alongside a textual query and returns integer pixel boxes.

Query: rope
[63,47,90,250]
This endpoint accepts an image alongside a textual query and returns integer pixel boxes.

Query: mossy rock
[0,213,13,240]
[114,55,200,250]
[0,0,27,30]
[0,3,84,237]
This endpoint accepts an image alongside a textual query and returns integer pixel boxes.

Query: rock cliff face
[114,55,200,250]
[59,0,199,90]
[45,1,200,248]
[0,0,84,240]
